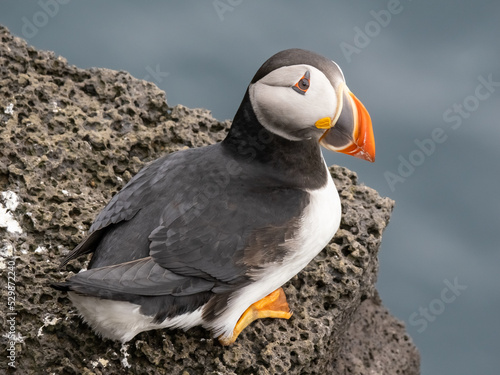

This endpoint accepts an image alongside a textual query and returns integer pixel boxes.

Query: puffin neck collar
[222,90,328,190]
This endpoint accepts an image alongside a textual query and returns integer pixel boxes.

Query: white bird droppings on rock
[120,343,131,368]
[51,101,59,113]
[4,102,14,115]
[1,191,19,211]
[35,246,47,254]
[0,191,22,234]
[37,315,61,337]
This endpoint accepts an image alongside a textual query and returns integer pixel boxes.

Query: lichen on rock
[0,25,419,374]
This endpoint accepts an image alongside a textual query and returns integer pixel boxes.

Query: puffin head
[248,49,375,162]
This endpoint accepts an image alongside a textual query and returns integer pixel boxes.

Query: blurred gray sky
[1,1,499,374]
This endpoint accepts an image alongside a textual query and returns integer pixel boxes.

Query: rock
[0,25,420,374]
[332,292,421,374]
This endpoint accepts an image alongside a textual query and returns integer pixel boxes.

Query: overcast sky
[1,1,499,374]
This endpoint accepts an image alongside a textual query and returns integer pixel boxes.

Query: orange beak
[318,87,375,162]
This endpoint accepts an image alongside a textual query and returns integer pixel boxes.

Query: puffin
[53,48,375,345]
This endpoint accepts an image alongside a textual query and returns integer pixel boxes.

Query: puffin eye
[292,71,310,95]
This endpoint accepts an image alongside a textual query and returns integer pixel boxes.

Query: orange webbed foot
[218,287,292,346]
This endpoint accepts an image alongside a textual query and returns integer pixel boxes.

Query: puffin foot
[218,287,292,346]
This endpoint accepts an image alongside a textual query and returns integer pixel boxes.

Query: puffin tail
[50,281,73,292]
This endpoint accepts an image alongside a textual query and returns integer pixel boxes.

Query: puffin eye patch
[292,71,310,95]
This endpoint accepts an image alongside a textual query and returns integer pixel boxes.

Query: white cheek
[250,83,300,140]
[254,85,296,122]
[250,81,338,140]
[302,82,338,121]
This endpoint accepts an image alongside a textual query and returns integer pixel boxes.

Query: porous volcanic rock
[0,25,420,374]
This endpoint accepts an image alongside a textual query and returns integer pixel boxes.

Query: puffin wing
[59,182,307,300]
[147,172,309,290]
[59,150,197,267]
[55,257,214,298]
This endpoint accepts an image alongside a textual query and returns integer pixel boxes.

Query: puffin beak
[316,85,375,162]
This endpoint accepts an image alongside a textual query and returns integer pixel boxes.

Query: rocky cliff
[0,25,419,374]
